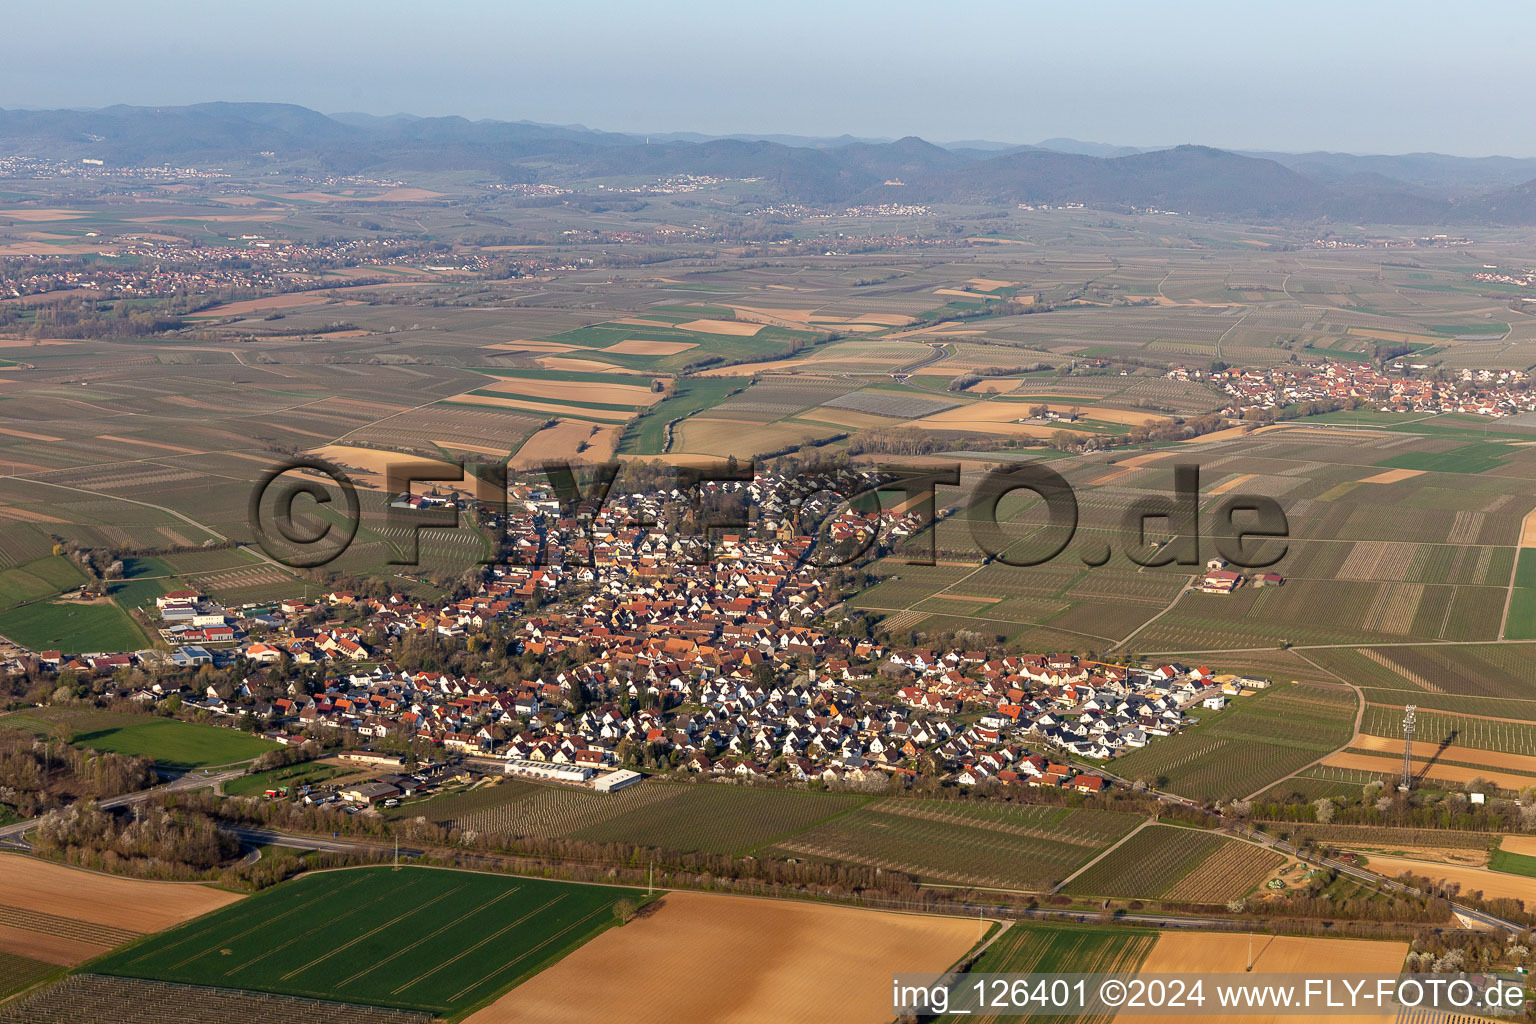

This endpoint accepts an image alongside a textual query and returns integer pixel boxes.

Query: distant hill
[4,102,1536,224]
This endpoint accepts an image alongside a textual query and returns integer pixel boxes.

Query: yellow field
[510,421,621,467]
[0,209,87,221]
[535,356,637,373]
[1364,853,1536,903]
[1320,751,1536,789]
[1208,473,1257,496]
[465,891,979,1024]
[306,444,504,498]
[1131,933,1406,1024]
[1522,508,1536,548]
[675,318,763,336]
[1352,733,1536,775]
[606,339,697,355]
[484,340,579,352]
[1359,468,1426,485]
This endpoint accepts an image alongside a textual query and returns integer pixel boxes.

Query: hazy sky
[4,0,1530,156]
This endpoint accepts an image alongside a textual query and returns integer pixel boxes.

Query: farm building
[505,757,593,783]
[593,769,644,792]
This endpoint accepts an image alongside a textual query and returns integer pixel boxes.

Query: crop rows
[1064,826,1246,900]
[0,903,140,946]
[773,805,1120,890]
[1360,706,1536,756]
[0,952,56,1002]
[0,975,432,1024]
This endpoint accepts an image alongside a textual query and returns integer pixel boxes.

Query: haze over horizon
[5,0,1534,159]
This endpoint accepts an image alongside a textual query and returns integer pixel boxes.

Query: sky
[3,0,1531,156]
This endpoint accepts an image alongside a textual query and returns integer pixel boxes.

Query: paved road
[221,825,422,858]
[0,767,245,847]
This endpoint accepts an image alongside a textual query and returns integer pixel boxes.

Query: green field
[617,377,746,454]
[936,922,1157,1024]
[93,866,645,1015]
[1107,686,1357,802]
[7,708,277,768]
[0,555,87,610]
[1490,848,1536,878]
[0,597,148,654]
[223,761,347,797]
[1374,442,1513,474]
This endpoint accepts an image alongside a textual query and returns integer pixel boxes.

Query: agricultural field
[93,866,647,1016]
[935,923,1157,1024]
[769,799,1142,890]
[0,975,435,1024]
[0,597,148,654]
[0,853,241,971]
[1107,685,1358,802]
[0,952,59,1002]
[395,779,867,856]
[474,891,979,1024]
[5,707,277,768]
[1063,825,1282,903]
[222,761,348,798]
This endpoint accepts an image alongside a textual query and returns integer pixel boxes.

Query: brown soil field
[913,404,1097,437]
[0,923,107,965]
[305,443,505,497]
[1360,468,1426,485]
[0,209,87,221]
[0,505,66,524]
[965,379,1024,394]
[606,339,697,355]
[1132,933,1407,1024]
[197,292,333,316]
[1178,423,1260,444]
[1365,853,1536,902]
[448,393,630,422]
[510,421,620,468]
[95,434,205,454]
[483,340,579,352]
[0,242,105,255]
[0,425,62,442]
[0,854,240,933]
[1321,751,1536,790]
[483,377,660,406]
[534,356,635,373]
[1090,450,1179,484]
[794,408,900,431]
[1353,734,1536,775]
[1208,473,1257,496]
[675,318,763,336]
[464,891,979,1024]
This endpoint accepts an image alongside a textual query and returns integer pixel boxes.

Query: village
[1166,359,1535,418]
[6,471,1276,809]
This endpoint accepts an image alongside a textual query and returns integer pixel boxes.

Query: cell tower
[1400,705,1417,791]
